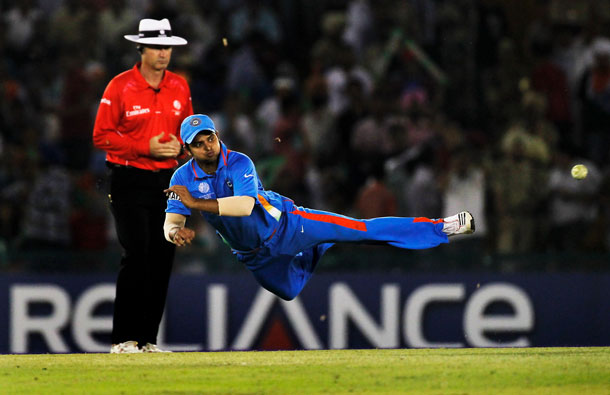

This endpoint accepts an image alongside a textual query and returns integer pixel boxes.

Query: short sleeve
[230,155,259,198]
[165,171,192,216]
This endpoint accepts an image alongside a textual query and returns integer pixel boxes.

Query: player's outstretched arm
[164,185,254,217]
[217,196,255,216]
[165,185,220,213]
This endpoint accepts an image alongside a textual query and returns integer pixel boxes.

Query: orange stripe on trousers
[413,217,444,224]
[290,210,368,231]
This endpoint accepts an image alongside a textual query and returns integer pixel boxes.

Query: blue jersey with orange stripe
[166,142,286,252]
[166,142,450,300]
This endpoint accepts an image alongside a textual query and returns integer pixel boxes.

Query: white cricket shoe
[442,211,475,236]
[110,340,142,354]
[141,343,172,353]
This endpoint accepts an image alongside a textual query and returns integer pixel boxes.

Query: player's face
[189,132,221,168]
[141,45,172,71]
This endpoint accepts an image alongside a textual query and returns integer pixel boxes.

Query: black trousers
[107,163,176,346]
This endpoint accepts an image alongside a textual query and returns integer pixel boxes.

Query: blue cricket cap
[180,114,217,144]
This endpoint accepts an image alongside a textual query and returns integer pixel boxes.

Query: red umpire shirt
[93,62,194,170]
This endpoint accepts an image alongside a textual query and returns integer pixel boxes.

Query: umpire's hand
[150,132,181,158]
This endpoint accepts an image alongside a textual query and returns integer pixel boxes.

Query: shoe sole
[464,211,475,234]
[110,341,141,353]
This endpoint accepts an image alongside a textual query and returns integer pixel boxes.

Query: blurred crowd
[1,0,610,271]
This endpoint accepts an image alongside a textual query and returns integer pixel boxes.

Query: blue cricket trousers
[237,201,449,300]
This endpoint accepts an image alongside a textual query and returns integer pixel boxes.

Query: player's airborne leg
[244,207,475,301]
[283,206,475,254]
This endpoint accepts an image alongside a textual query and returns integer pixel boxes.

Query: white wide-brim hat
[124,18,187,46]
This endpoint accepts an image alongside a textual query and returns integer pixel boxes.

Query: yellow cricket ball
[571,164,588,180]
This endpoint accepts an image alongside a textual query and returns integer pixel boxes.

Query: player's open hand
[164,185,197,208]
[150,132,181,158]
[172,227,195,247]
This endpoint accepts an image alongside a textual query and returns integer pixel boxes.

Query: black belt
[106,162,173,173]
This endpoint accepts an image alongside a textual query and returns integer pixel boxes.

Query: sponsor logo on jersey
[173,100,181,110]
[125,107,151,117]
[167,191,181,201]
[101,98,111,105]
[199,182,210,193]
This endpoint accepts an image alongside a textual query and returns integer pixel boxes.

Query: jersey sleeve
[230,155,259,198]
[165,171,192,216]
[92,79,143,159]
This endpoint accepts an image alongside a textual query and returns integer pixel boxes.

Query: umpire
[93,18,193,353]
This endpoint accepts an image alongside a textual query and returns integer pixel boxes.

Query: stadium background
[1,0,610,353]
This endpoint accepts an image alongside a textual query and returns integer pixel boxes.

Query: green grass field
[1,347,609,394]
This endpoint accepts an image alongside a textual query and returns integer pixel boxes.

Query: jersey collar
[133,62,170,91]
[190,141,231,179]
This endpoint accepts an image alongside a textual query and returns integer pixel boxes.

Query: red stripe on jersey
[290,210,367,231]
[413,217,444,224]
[221,148,228,166]
[191,160,200,178]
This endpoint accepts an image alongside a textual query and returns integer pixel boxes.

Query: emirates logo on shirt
[125,106,150,117]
